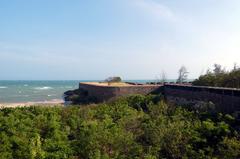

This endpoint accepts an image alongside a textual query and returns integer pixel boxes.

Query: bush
[104,76,122,83]
[0,95,239,158]
[193,64,240,88]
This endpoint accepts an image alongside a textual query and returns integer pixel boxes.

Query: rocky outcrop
[64,88,97,104]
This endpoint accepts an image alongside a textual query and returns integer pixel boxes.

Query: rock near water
[64,88,97,104]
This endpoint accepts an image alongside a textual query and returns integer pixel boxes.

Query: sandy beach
[0,99,64,108]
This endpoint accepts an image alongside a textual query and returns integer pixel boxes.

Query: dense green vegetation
[193,64,240,88]
[0,95,239,159]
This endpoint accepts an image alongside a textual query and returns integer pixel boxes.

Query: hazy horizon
[1,0,240,80]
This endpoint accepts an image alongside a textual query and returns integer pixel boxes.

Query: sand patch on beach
[0,99,64,108]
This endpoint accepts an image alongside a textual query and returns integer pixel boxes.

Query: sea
[0,80,182,103]
[0,80,81,103]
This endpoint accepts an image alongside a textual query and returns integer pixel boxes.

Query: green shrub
[0,95,239,159]
[193,64,240,88]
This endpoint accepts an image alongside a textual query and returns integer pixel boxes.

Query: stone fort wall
[164,84,240,113]
[79,83,163,102]
[78,83,240,113]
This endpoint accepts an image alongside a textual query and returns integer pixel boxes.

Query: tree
[213,64,225,75]
[155,71,167,84]
[233,63,239,71]
[160,71,167,84]
[177,66,189,84]
[193,63,240,88]
[105,77,122,83]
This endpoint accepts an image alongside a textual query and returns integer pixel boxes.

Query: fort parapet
[164,84,240,113]
[66,82,240,114]
[78,82,163,102]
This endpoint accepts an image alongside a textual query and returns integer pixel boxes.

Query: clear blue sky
[0,0,240,80]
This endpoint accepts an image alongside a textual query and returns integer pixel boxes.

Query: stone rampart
[79,83,162,102]
[164,84,240,113]
[77,83,240,113]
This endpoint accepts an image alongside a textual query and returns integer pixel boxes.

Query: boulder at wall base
[64,88,97,104]
[64,88,88,96]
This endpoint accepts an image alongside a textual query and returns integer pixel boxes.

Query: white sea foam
[34,87,53,90]
[0,86,7,89]
[24,84,28,86]
[47,94,54,97]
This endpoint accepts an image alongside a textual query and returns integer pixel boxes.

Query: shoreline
[0,99,64,108]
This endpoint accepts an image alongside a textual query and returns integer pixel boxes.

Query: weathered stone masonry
[78,83,240,113]
[79,83,163,102]
[164,84,240,113]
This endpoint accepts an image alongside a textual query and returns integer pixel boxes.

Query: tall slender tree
[177,66,189,83]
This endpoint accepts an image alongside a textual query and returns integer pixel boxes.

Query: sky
[0,0,240,80]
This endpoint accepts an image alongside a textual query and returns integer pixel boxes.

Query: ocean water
[0,81,81,103]
[0,79,187,103]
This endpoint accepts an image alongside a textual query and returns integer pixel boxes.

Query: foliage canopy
[0,95,239,159]
[193,64,240,88]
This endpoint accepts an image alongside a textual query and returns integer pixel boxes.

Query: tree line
[193,64,240,88]
[158,63,240,88]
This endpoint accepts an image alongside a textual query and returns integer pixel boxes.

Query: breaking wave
[47,94,56,97]
[0,86,7,89]
[34,87,53,90]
